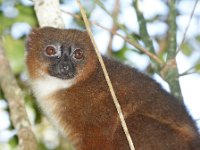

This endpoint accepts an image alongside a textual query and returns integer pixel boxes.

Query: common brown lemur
[26,27,200,150]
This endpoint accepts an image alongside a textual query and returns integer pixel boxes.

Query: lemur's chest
[30,76,76,135]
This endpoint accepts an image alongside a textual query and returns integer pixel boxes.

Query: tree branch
[60,9,163,65]
[133,0,155,54]
[32,0,64,28]
[133,0,160,71]
[0,39,38,150]
[106,0,119,56]
[161,0,183,101]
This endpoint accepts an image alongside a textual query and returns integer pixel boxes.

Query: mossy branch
[161,0,183,101]
[133,0,155,54]
[133,0,161,71]
[0,38,38,150]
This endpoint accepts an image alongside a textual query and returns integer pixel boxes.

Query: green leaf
[0,88,4,99]
[195,35,200,43]
[3,35,25,74]
[0,12,14,34]
[8,135,18,149]
[73,11,91,28]
[112,46,128,61]
[195,63,200,72]
[180,42,193,56]
[0,4,37,35]
[131,32,141,41]
[16,4,37,26]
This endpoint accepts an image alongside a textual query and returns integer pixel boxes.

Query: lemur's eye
[45,46,57,57]
[73,48,84,60]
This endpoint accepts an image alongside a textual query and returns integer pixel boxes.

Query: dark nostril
[60,68,64,73]
[60,64,69,73]
[64,66,69,70]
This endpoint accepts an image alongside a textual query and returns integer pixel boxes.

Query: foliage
[0,0,200,150]
[0,1,37,74]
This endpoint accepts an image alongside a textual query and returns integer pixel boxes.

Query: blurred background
[0,0,200,149]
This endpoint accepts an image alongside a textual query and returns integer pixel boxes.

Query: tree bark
[32,0,65,28]
[161,0,183,101]
[0,39,38,150]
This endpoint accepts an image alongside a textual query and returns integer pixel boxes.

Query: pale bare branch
[32,0,64,28]
[77,1,136,150]
[0,39,38,150]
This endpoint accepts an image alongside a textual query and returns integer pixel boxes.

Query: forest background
[0,0,200,149]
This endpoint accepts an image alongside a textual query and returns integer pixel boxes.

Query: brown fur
[26,27,200,150]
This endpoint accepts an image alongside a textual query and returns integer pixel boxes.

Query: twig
[0,39,38,150]
[176,0,199,53]
[95,0,111,16]
[95,0,130,36]
[196,118,200,122]
[133,0,162,72]
[133,0,155,54]
[164,0,182,100]
[179,71,197,77]
[76,1,135,150]
[61,10,82,20]
[60,9,163,65]
[94,21,163,65]
[179,65,199,77]
[106,0,120,55]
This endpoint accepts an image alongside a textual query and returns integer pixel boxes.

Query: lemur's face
[26,27,97,81]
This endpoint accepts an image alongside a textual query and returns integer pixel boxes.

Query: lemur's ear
[25,28,40,51]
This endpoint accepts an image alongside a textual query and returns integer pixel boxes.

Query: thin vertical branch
[161,0,183,100]
[0,39,38,150]
[133,0,155,54]
[176,0,199,53]
[133,0,161,72]
[77,0,135,150]
[167,0,177,60]
[106,0,120,56]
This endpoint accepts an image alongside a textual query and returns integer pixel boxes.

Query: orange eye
[73,48,84,59]
[45,46,57,56]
